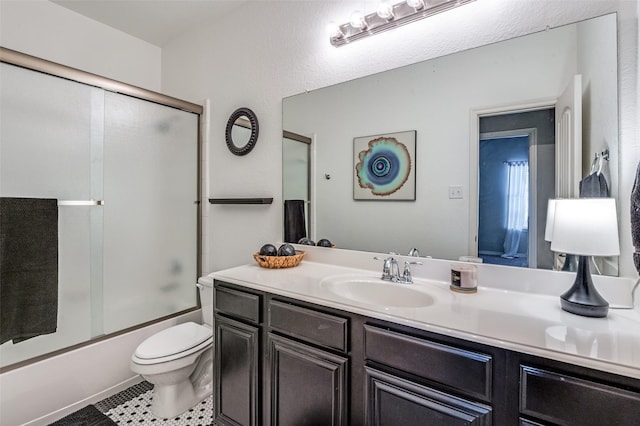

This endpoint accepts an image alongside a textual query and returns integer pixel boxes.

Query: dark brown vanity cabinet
[214,280,640,426]
[265,300,349,426]
[214,285,262,426]
[214,281,351,426]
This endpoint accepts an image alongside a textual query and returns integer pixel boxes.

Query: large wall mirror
[283,13,619,275]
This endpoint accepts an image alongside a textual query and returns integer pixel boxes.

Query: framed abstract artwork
[353,130,416,200]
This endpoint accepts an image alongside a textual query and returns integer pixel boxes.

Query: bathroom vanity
[208,249,640,426]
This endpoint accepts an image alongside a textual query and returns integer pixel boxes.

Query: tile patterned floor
[94,381,214,426]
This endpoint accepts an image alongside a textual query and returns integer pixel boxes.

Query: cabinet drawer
[364,325,493,402]
[520,365,640,425]
[268,299,348,352]
[214,284,261,324]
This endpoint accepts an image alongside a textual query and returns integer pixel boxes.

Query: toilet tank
[197,276,214,326]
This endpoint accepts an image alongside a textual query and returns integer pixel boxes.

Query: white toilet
[130,279,213,419]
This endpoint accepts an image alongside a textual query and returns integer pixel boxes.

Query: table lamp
[549,198,620,318]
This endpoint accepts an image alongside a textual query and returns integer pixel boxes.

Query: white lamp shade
[544,199,556,242]
[550,198,620,256]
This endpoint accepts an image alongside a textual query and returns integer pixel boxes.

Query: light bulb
[328,21,344,39]
[349,10,367,30]
[377,1,395,20]
[407,0,425,9]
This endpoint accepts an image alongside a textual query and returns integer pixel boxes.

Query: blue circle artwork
[355,137,411,196]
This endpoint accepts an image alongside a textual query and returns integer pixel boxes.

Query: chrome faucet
[408,248,420,257]
[374,256,422,284]
[374,256,399,281]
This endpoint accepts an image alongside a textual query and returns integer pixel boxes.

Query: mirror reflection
[231,116,252,147]
[283,13,618,275]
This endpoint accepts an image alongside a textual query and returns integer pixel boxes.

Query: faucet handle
[408,248,420,257]
[373,256,392,266]
[374,255,396,263]
[402,260,423,283]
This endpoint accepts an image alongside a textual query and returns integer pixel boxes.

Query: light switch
[448,185,463,199]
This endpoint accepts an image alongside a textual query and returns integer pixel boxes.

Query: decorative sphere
[278,243,296,256]
[259,243,278,256]
[317,239,333,247]
[298,238,316,246]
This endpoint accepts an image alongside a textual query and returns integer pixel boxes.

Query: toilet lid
[135,322,213,360]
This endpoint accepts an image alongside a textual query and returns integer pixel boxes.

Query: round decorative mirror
[225,107,259,156]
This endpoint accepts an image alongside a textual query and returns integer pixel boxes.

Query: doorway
[478,132,530,267]
[473,108,556,270]
[282,131,312,240]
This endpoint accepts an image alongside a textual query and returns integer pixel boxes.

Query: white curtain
[502,161,529,258]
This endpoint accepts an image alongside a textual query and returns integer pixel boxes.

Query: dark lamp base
[560,255,609,318]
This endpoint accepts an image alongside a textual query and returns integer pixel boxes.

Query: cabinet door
[215,315,259,426]
[366,367,492,426]
[267,333,348,426]
[520,365,640,425]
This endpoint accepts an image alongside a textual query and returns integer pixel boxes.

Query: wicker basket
[253,250,305,269]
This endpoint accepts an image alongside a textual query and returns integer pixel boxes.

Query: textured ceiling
[51,0,248,46]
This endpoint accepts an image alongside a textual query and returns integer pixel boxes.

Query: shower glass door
[0,61,200,368]
[102,93,198,333]
[0,62,101,364]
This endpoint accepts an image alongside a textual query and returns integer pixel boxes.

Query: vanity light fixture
[330,0,476,47]
[549,198,620,318]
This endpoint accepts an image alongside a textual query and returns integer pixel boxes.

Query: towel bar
[58,200,104,206]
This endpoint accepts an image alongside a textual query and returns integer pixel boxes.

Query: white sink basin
[320,275,438,308]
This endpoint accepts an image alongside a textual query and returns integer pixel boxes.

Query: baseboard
[23,375,144,426]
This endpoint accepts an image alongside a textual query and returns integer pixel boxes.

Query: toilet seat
[133,322,213,365]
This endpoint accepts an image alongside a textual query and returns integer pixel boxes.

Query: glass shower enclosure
[0,56,201,369]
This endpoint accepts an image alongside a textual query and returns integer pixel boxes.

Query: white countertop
[208,247,640,380]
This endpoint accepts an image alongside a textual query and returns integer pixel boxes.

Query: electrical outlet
[448,185,463,199]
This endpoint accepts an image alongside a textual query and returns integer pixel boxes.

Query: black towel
[632,162,640,274]
[1,197,58,344]
[579,172,610,198]
[284,200,306,244]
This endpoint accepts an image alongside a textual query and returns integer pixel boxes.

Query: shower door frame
[0,47,204,373]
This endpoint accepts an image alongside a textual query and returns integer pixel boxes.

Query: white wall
[0,0,161,92]
[161,0,639,277]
